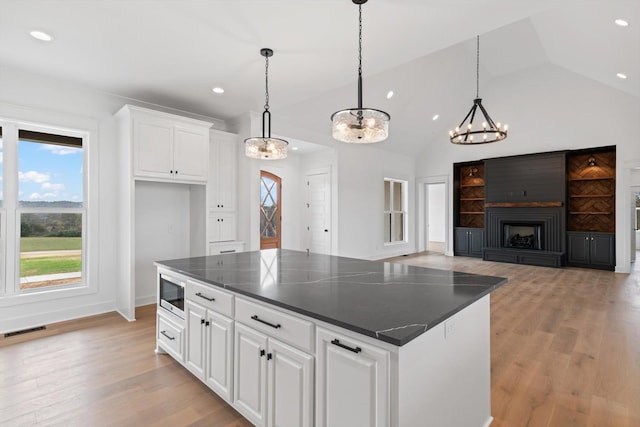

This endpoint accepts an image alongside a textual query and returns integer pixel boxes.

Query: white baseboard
[1,300,116,334]
[483,416,494,427]
[136,294,157,307]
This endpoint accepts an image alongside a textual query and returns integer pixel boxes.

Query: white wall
[0,65,222,332]
[134,181,192,306]
[416,63,640,271]
[427,183,446,242]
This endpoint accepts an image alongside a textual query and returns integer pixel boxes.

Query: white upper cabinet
[209,129,238,211]
[118,105,211,184]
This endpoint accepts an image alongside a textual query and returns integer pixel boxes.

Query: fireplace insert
[502,223,543,250]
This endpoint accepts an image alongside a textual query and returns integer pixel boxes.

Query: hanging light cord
[264,55,270,111]
[476,35,480,99]
[358,4,363,79]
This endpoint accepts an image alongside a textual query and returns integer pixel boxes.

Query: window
[17,130,84,290]
[384,178,407,243]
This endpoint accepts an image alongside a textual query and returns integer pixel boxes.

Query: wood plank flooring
[1,254,639,426]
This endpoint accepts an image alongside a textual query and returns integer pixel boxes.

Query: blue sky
[17,141,83,203]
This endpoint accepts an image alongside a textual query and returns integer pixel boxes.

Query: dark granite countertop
[155,249,506,346]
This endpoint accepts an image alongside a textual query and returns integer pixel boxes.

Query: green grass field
[20,256,82,277]
[20,237,82,252]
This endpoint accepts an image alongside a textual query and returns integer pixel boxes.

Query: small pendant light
[449,36,508,145]
[331,0,390,144]
[245,48,289,160]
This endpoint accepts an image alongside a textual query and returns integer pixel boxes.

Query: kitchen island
[155,249,506,427]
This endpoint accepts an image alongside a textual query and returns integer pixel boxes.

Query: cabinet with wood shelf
[566,148,615,233]
[566,147,616,269]
[455,162,485,229]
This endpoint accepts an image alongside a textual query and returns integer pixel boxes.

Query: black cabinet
[454,227,483,258]
[567,232,615,270]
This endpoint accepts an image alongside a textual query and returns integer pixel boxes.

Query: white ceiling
[1,0,638,155]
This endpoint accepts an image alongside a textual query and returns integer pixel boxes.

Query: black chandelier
[245,48,289,160]
[331,0,390,144]
[450,36,507,145]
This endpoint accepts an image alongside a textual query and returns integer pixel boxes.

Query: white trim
[482,416,495,427]
[136,294,157,307]
[617,160,640,273]
[416,175,451,255]
[0,300,115,335]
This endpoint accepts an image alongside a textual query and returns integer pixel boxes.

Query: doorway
[426,183,446,253]
[260,171,282,249]
[306,171,331,254]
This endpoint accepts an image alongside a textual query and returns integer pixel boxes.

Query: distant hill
[19,201,83,208]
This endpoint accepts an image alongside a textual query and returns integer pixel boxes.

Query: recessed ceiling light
[30,30,53,41]
[614,18,629,27]
[212,87,225,94]
[291,147,299,151]
[386,90,394,99]
[617,73,628,79]
[432,114,439,121]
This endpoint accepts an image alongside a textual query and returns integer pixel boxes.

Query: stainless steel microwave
[159,274,185,319]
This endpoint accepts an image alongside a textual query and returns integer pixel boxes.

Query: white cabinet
[316,327,390,427]
[209,211,237,242]
[209,241,245,255]
[127,107,210,183]
[208,129,239,243]
[209,129,238,211]
[268,338,314,427]
[234,322,314,427]
[157,311,185,363]
[185,296,235,402]
[235,322,269,426]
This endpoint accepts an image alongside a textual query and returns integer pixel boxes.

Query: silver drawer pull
[251,315,281,329]
[196,292,215,302]
[160,330,175,341]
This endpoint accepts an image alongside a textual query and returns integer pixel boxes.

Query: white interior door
[306,172,331,254]
[427,182,446,253]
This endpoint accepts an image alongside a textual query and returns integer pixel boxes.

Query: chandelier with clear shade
[449,36,508,145]
[331,0,390,144]
[245,48,289,160]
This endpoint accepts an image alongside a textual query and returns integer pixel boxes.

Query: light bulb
[467,124,473,130]
[504,124,508,131]
[449,130,454,137]
[483,134,487,140]
[482,122,487,129]
[455,127,460,133]
[470,135,474,141]
[496,122,501,129]
[366,118,376,127]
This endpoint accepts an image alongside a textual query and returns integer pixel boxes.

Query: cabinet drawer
[187,280,234,318]
[158,314,184,361]
[235,298,314,353]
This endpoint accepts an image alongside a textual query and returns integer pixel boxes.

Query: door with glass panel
[260,171,282,249]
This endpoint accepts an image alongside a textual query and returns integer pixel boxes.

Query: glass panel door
[260,171,282,249]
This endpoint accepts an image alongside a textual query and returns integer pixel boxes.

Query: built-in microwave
[159,274,185,319]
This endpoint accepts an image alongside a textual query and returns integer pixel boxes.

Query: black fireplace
[502,223,543,250]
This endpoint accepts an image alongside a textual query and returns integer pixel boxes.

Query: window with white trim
[0,122,87,295]
[384,178,407,243]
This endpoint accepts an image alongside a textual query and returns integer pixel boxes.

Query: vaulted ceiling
[1,0,638,155]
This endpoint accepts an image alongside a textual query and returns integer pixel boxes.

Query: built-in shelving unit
[456,163,485,229]
[567,148,616,233]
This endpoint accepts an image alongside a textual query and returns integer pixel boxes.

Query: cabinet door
[469,229,484,257]
[454,227,470,255]
[173,123,209,182]
[185,301,206,379]
[267,338,314,427]
[590,233,615,268]
[316,328,389,427]
[133,115,173,179]
[234,323,268,427]
[217,213,237,242]
[567,232,590,264]
[215,133,238,211]
[205,311,234,402]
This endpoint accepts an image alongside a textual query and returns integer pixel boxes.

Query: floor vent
[4,325,46,337]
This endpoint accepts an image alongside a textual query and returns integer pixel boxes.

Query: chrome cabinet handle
[160,331,175,341]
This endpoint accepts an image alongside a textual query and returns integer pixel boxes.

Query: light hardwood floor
[1,254,639,427]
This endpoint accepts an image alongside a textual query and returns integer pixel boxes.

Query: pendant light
[245,48,289,160]
[449,36,508,145]
[331,0,390,144]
